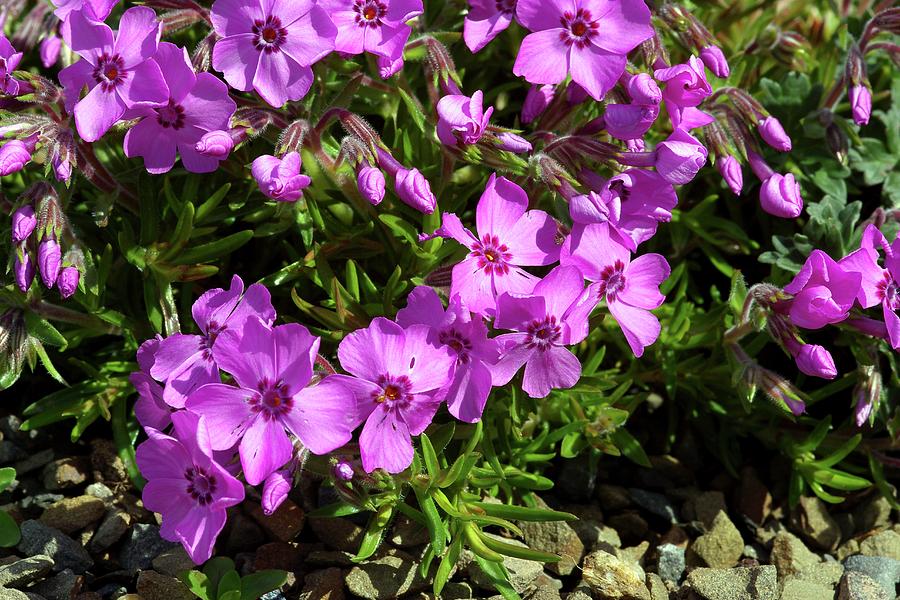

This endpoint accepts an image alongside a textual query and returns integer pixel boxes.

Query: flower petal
[568,42,625,101]
[114,6,162,67]
[522,345,581,398]
[213,316,277,389]
[589,0,653,55]
[359,404,413,473]
[280,6,336,66]
[74,83,126,142]
[124,117,178,174]
[240,416,292,485]
[491,333,535,386]
[185,383,253,451]
[212,34,258,92]
[608,299,660,357]
[512,29,571,86]
[337,317,404,381]
[285,375,358,454]
[619,253,669,309]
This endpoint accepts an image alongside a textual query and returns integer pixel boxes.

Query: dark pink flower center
[92,53,127,92]
[354,0,387,27]
[251,378,294,420]
[439,328,473,364]
[253,15,288,53]
[472,234,512,275]
[525,315,562,351]
[184,465,217,506]
[156,100,186,130]
[373,374,412,405]
[559,8,599,48]
[597,259,627,300]
[877,272,900,310]
[199,320,227,360]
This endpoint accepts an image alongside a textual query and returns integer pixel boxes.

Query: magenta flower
[57,266,80,299]
[565,169,677,252]
[782,250,860,330]
[464,0,516,53]
[38,237,62,289]
[758,116,792,152]
[0,35,24,96]
[512,0,653,101]
[251,152,311,202]
[320,0,422,72]
[396,287,500,423]
[495,132,532,153]
[759,173,803,218]
[438,174,560,315]
[195,130,235,160]
[187,317,359,485]
[717,155,743,195]
[137,410,245,564]
[840,224,900,348]
[491,265,599,398]
[357,165,386,205]
[59,7,168,142]
[564,224,669,357]
[13,244,35,293]
[211,0,336,107]
[124,43,236,174]
[655,56,711,107]
[40,35,62,68]
[849,85,871,126]
[655,128,707,185]
[51,0,118,21]
[335,317,455,473]
[521,84,554,124]
[130,336,172,431]
[261,467,292,515]
[603,104,658,140]
[437,90,494,147]
[150,275,276,408]
[626,73,661,105]
[395,167,437,213]
[789,342,837,380]
[0,138,35,176]
[11,205,36,243]
[699,45,729,78]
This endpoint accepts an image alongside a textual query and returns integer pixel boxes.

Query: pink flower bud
[522,85,555,125]
[655,128,708,185]
[250,152,311,202]
[759,173,803,218]
[395,168,437,214]
[0,140,32,176]
[38,238,61,288]
[11,205,36,243]
[195,130,234,159]
[378,53,404,79]
[716,156,743,195]
[758,116,792,152]
[604,104,658,140]
[794,344,837,379]
[261,468,292,516]
[13,247,34,292]
[495,132,532,154]
[56,265,80,299]
[626,73,662,105]
[848,85,871,126]
[40,35,61,68]
[333,460,355,481]
[700,46,730,78]
[357,166,385,206]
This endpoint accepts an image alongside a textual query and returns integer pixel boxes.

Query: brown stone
[736,467,772,524]
[39,496,106,534]
[299,567,345,600]
[253,541,304,572]
[136,570,195,600]
[248,498,304,542]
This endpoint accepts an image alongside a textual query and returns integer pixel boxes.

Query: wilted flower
[251,152,312,202]
[261,467,292,515]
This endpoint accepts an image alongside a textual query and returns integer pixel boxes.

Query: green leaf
[397,87,426,133]
[609,428,651,467]
[868,453,900,510]
[307,501,365,518]
[472,555,522,600]
[216,570,241,600]
[179,571,212,600]
[0,511,20,548]
[173,231,254,265]
[467,501,577,522]
[420,434,440,482]
[202,557,235,598]
[479,533,561,563]
[413,489,446,553]
[240,570,288,600]
[24,312,68,349]
[0,468,15,492]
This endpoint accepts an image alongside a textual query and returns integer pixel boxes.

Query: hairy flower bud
[848,85,871,126]
[626,73,662,105]
[11,204,36,243]
[0,139,32,176]
[758,116,792,152]
[716,155,743,195]
[495,132,532,154]
[356,166,385,206]
[522,85,555,124]
[56,265,80,299]
[604,104,658,140]
[759,173,803,218]
[794,344,837,379]
[13,246,35,292]
[195,130,234,159]
[38,237,61,288]
[333,460,355,482]
[699,45,730,78]
[395,168,437,214]
[655,128,708,184]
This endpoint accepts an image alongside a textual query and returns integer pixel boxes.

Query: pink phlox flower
[59,7,169,142]
[437,173,561,316]
[186,316,359,485]
[251,151,312,202]
[491,265,600,398]
[782,249,861,330]
[464,0,517,53]
[52,0,118,21]
[562,223,669,357]
[396,287,500,423]
[437,90,494,147]
[124,43,236,174]
[136,410,245,564]
[130,335,172,431]
[334,317,456,473]
[840,224,900,348]
[211,0,337,107]
[512,0,653,101]
[150,275,276,408]
[0,35,24,96]
[653,56,714,130]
